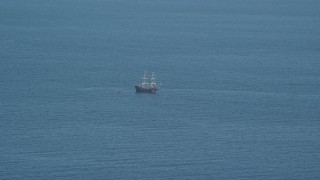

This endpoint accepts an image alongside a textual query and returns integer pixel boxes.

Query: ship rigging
[135,70,159,93]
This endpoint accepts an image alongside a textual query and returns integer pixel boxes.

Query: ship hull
[135,85,158,93]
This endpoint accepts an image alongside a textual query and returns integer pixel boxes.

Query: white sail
[150,72,156,88]
[141,70,148,88]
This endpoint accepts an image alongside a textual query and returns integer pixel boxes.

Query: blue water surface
[1,0,320,179]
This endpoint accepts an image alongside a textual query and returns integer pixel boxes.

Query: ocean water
[1,0,320,179]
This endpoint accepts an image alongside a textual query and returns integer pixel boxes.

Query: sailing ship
[135,71,159,93]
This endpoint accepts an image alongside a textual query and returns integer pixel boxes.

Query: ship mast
[150,72,156,88]
[141,70,148,88]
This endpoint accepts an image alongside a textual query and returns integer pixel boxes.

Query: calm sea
[1,0,320,179]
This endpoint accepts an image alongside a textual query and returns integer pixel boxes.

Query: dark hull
[135,85,158,93]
